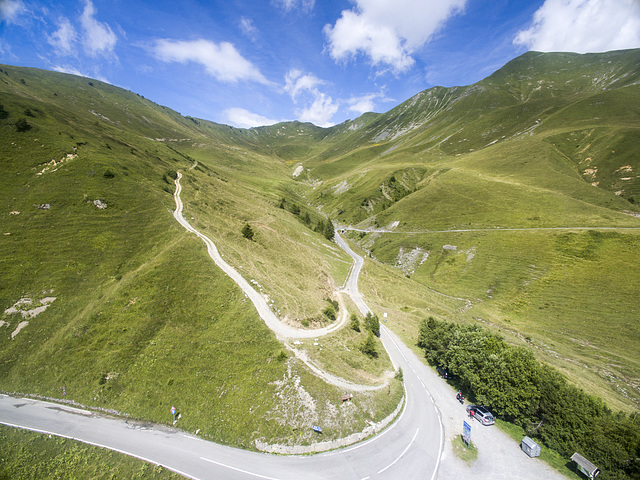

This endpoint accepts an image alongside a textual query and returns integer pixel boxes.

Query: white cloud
[297,92,339,127]
[284,69,325,100]
[79,0,117,57]
[514,0,640,53]
[48,17,77,55]
[239,17,258,41]
[324,0,466,73]
[283,68,338,127]
[153,38,269,84]
[347,92,389,115]
[224,108,279,128]
[0,0,25,23]
[272,0,315,13]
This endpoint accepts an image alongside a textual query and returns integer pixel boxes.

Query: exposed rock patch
[3,294,56,338]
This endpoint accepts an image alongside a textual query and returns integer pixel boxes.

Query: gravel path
[173,172,346,340]
[173,172,386,393]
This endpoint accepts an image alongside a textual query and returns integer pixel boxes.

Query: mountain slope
[0,65,399,449]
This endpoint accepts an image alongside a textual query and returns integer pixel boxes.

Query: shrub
[0,104,8,119]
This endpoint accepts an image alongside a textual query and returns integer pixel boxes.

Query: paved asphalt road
[0,324,442,480]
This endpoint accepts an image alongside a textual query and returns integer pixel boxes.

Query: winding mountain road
[0,171,567,480]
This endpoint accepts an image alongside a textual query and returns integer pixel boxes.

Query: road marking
[377,428,419,474]
[430,408,444,480]
[0,420,201,480]
[200,457,280,480]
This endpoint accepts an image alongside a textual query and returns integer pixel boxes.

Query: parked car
[466,405,495,425]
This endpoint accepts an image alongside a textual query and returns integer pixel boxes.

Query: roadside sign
[462,421,471,445]
[170,406,176,416]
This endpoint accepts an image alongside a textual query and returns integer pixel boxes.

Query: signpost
[462,420,471,445]
[171,406,176,423]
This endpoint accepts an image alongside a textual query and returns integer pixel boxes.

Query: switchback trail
[173,172,388,392]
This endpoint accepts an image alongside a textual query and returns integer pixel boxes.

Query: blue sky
[1,0,639,128]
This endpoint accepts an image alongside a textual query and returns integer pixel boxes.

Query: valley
[0,48,639,477]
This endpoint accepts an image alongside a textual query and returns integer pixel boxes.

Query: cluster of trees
[418,317,640,479]
[279,197,334,241]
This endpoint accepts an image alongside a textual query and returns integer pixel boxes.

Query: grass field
[0,424,181,480]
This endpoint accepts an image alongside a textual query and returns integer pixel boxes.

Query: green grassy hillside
[1,47,639,450]
[0,65,398,449]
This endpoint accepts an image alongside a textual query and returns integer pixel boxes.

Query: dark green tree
[360,332,378,358]
[0,104,9,119]
[241,223,254,241]
[350,313,360,332]
[364,312,380,337]
[323,305,336,321]
[323,218,335,241]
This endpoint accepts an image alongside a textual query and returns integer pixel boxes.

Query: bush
[0,104,9,119]
[15,117,31,132]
